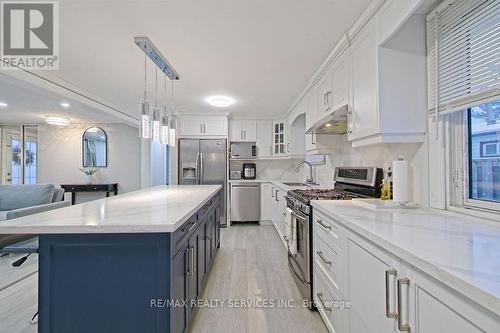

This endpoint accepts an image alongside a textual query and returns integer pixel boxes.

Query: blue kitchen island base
[38,191,221,333]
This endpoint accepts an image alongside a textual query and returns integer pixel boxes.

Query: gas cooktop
[288,188,359,203]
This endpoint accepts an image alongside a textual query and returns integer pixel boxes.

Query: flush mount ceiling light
[206,96,235,107]
[45,116,70,127]
[0,102,8,108]
[60,102,71,108]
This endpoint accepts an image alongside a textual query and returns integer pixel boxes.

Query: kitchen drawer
[313,210,345,250]
[314,264,348,333]
[171,214,199,257]
[314,231,344,295]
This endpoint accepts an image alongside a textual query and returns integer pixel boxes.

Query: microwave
[230,142,256,159]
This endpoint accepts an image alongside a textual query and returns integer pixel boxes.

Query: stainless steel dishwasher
[230,183,261,222]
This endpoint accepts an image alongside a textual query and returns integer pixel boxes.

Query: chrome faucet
[295,161,318,185]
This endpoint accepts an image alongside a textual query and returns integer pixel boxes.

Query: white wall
[229,159,304,181]
[38,123,141,202]
[312,139,429,207]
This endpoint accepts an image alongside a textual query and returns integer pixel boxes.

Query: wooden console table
[60,184,118,205]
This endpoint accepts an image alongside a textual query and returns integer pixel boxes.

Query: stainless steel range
[286,167,383,309]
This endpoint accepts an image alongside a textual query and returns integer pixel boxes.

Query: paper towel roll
[393,160,409,203]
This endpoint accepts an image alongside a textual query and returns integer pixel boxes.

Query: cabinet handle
[241,130,243,140]
[200,124,203,134]
[316,219,331,231]
[311,133,316,145]
[385,269,398,319]
[269,144,273,155]
[244,130,246,140]
[275,190,279,201]
[186,247,193,277]
[204,124,206,133]
[317,293,332,312]
[327,91,332,110]
[317,251,332,266]
[397,277,411,332]
[271,187,275,198]
[323,93,327,111]
[347,110,353,134]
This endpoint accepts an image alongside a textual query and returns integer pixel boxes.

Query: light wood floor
[0,225,327,333]
[189,224,327,333]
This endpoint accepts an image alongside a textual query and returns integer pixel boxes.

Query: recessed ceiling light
[206,96,235,108]
[60,102,71,108]
[0,102,8,108]
[45,116,70,127]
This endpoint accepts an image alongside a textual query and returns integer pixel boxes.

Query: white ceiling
[0,74,127,124]
[33,0,371,119]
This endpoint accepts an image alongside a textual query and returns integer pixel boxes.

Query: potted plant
[79,167,99,184]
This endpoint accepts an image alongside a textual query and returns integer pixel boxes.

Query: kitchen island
[0,185,222,333]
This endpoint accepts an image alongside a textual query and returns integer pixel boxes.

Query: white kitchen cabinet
[347,13,427,147]
[348,16,379,142]
[179,115,228,137]
[229,120,257,142]
[317,68,333,115]
[260,183,273,222]
[330,50,349,111]
[312,205,500,333]
[400,263,500,333]
[269,185,287,249]
[272,120,287,156]
[257,120,273,158]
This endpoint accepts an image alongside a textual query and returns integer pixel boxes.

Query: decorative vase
[86,175,93,185]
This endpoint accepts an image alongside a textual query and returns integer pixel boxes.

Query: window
[427,0,500,216]
[467,100,500,204]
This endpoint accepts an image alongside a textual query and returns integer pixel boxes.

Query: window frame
[448,107,500,214]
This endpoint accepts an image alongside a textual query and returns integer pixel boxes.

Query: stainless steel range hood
[305,104,348,135]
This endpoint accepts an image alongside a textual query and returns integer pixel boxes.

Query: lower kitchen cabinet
[171,193,222,333]
[270,185,288,249]
[345,235,401,333]
[401,263,500,333]
[312,207,500,333]
[171,242,189,333]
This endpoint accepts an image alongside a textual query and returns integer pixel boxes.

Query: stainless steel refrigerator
[178,139,227,227]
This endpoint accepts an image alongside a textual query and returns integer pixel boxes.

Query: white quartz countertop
[311,200,500,315]
[0,185,221,234]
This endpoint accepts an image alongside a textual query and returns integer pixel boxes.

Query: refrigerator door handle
[200,152,204,184]
[195,152,201,184]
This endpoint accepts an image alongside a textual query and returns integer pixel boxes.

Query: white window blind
[427,0,500,114]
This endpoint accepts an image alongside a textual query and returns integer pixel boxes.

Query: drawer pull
[317,251,332,266]
[317,293,332,312]
[316,219,331,231]
[397,277,411,332]
[385,269,398,319]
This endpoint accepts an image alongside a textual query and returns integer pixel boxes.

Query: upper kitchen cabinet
[317,50,348,116]
[287,114,306,158]
[272,120,287,156]
[179,115,228,137]
[256,120,273,158]
[347,12,427,147]
[229,120,257,142]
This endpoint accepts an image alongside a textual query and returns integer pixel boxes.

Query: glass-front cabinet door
[273,121,286,156]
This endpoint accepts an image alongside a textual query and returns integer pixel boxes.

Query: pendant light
[169,80,177,147]
[152,64,161,142]
[161,73,169,145]
[139,53,151,139]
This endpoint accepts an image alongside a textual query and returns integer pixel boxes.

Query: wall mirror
[82,127,107,167]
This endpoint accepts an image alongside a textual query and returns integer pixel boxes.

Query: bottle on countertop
[380,167,393,200]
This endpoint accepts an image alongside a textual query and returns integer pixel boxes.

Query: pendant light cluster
[135,36,179,146]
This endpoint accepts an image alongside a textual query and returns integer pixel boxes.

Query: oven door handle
[288,260,308,286]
